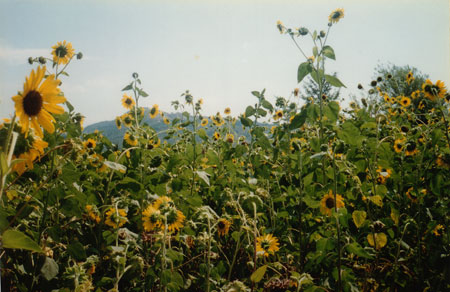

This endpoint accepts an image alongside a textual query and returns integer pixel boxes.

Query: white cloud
[0,43,49,64]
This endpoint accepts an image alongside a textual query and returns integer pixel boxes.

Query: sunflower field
[1,9,449,292]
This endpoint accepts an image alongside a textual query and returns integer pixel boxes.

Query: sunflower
[198,98,204,105]
[328,8,344,24]
[225,133,234,143]
[320,190,345,216]
[163,117,170,125]
[399,96,411,107]
[142,205,162,232]
[256,234,280,257]
[51,40,75,65]
[405,187,417,202]
[217,218,231,236]
[121,94,135,110]
[290,137,304,152]
[12,151,35,175]
[83,138,96,150]
[276,20,285,34]
[152,196,185,232]
[224,107,231,115]
[89,153,104,168]
[105,207,127,228]
[406,71,415,85]
[115,116,122,129]
[405,142,418,156]
[213,132,221,141]
[394,138,405,153]
[274,110,283,121]
[149,104,159,119]
[376,166,391,184]
[147,138,160,150]
[85,205,101,224]
[124,132,138,146]
[211,114,225,127]
[201,118,208,127]
[12,66,65,137]
[433,224,444,236]
[122,114,133,127]
[422,79,447,101]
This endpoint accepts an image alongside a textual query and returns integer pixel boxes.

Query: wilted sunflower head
[328,8,344,24]
[217,218,231,236]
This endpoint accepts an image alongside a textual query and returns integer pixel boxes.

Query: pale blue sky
[1,0,449,125]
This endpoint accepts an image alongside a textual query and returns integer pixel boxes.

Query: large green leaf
[325,74,346,87]
[297,62,312,83]
[245,106,256,118]
[1,230,43,253]
[322,45,335,60]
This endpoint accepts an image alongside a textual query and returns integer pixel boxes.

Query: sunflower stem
[206,216,211,292]
[332,152,342,292]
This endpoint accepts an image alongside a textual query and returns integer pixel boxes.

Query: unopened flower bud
[320,30,326,38]
[38,57,46,64]
[132,72,139,79]
[298,27,309,36]
[76,52,83,60]
[28,57,33,65]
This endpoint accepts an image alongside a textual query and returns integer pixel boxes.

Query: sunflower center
[406,143,416,151]
[55,45,68,58]
[23,90,43,116]
[218,221,225,229]
[261,240,271,250]
[87,142,94,148]
[325,197,335,209]
[332,11,341,19]
[125,98,133,105]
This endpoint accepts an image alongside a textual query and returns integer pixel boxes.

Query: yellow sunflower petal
[30,117,43,137]
[37,110,55,133]
[43,103,65,114]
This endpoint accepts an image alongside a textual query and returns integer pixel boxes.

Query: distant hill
[83,109,265,147]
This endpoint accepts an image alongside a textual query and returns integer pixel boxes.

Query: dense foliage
[1,8,449,292]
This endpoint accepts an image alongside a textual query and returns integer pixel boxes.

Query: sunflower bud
[357,83,363,89]
[369,89,375,95]
[361,98,368,107]
[28,57,33,65]
[298,27,309,36]
[76,52,83,60]
[370,80,377,87]
[38,57,46,64]
[132,72,139,79]
[320,30,326,38]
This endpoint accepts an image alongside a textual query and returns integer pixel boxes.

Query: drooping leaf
[325,74,346,87]
[297,62,312,83]
[346,242,373,259]
[196,171,210,186]
[368,195,383,207]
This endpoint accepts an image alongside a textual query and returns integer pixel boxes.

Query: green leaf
[197,128,208,141]
[261,99,273,111]
[322,45,335,60]
[352,210,366,228]
[0,152,8,177]
[312,46,318,58]
[297,62,312,83]
[325,74,346,88]
[245,106,256,118]
[240,116,253,127]
[67,241,87,261]
[257,108,267,117]
[1,230,43,252]
[289,110,307,130]
[122,83,133,91]
[368,195,383,207]
[196,171,210,186]
[40,257,59,281]
[104,161,127,173]
[346,242,373,259]
[310,69,323,84]
[251,91,260,98]
[251,265,267,283]
[65,101,75,112]
[138,88,149,97]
